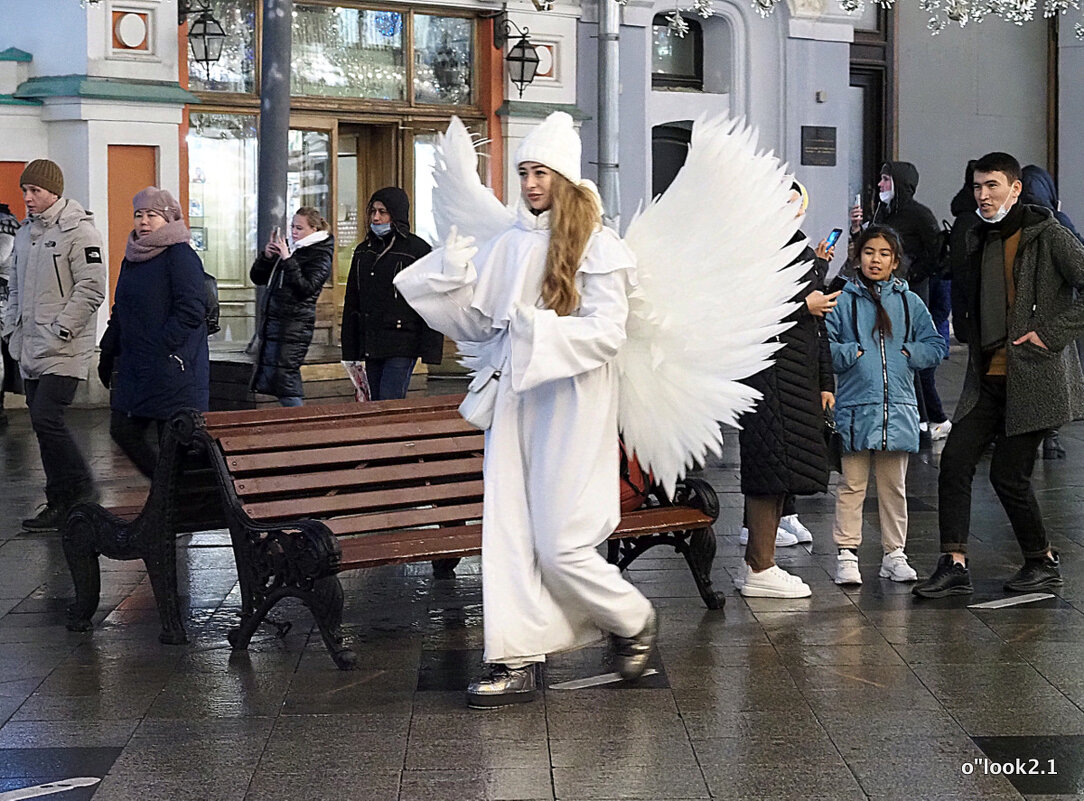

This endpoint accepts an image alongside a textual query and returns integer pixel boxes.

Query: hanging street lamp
[493,13,541,98]
[178,0,228,77]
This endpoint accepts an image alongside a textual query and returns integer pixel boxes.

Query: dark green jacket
[957,205,1084,435]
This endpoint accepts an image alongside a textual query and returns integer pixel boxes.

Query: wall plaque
[801,126,836,167]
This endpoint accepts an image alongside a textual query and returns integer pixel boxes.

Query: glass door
[333,122,399,345]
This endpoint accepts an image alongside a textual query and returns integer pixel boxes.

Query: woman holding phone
[250,208,334,406]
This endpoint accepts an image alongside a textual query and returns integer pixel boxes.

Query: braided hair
[854,225,904,339]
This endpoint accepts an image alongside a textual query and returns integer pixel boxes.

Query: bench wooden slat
[324,502,484,536]
[339,524,484,567]
[233,455,485,497]
[242,480,485,521]
[209,407,468,445]
[226,434,484,474]
[613,506,714,535]
[218,415,476,454]
[335,506,715,570]
[203,396,462,433]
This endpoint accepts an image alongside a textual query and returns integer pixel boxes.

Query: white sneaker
[739,565,812,598]
[879,548,918,582]
[779,514,814,544]
[919,422,929,433]
[739,526,799,548]
[835,551,862,585]
[930,420,953,441]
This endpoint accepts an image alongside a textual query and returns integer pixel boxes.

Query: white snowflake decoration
[1076,19,1084,34]
[839,0,865,14]
[945,0,971,22]
[666,9,691,34]
[927,13,949,30]
[691,0,716,18]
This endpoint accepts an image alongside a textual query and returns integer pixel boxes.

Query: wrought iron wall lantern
[492,13,540,98]
[178,0,227,77]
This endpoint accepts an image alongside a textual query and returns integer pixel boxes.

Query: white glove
[442,225,477,277]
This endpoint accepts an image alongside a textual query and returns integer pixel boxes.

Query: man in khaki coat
[1,160,105,530]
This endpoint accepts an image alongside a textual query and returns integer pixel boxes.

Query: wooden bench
[63,396,723,669]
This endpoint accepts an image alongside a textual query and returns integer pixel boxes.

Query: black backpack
[203,271,220,335]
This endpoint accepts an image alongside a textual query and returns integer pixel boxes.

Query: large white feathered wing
[619,115,812,497]
[432,116,516,244]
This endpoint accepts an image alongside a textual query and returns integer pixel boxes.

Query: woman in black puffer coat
[737,224,836,599]
[250,207,334,405]
[342,187,443,400]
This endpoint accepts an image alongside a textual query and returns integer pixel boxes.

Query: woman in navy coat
[98,187,208,478]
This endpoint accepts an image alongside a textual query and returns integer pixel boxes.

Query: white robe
[393,205,653,664]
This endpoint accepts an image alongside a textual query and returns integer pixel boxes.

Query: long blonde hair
[540,174,601,316]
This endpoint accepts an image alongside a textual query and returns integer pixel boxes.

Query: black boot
[1005,551,1063,592]
[22,503,67,532]
[1043,431,1066,460]
[912,554,973,598]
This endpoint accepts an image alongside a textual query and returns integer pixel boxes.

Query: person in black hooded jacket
[250,207,334,405]
[856,161,947,441]
[342,187,443,400]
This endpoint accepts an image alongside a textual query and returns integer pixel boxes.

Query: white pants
[480,364,653,665]
[832,450,910,553]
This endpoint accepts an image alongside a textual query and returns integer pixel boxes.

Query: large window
[189,3,477,107]
[187,113,258,289]
[414,15,473,106]
[188,0,257,93]
[287,130,331,219]
[292,6,406,100]
[652,15,703,91]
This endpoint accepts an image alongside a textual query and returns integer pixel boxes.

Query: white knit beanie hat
[514,111,581,183]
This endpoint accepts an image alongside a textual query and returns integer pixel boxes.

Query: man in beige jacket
[1,160,105,530]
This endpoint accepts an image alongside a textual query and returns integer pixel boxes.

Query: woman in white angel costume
[395,111,807,708]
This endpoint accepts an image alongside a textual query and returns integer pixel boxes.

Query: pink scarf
[125,220,192,263]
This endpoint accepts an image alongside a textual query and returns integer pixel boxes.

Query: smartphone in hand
[826,227,844,248]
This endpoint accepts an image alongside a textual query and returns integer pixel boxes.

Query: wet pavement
[2,352,1084,800]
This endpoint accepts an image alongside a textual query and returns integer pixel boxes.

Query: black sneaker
[1005,551,1063,592]
[21,503,66,532]
[912,554,973,598]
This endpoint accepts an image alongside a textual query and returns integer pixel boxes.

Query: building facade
[0,0,1072,405]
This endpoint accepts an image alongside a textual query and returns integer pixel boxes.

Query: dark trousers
[366,357,417,401]
[938,376,1048,558]
[110,410,166,479]
[919,366,948,423]
[25,375,95,505]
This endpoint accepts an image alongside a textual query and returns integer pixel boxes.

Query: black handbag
[823,406,844,473]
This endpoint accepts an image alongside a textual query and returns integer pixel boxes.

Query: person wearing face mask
[852,163,947,445]
[341,187,443,400]
[98,187,208,478]
[250,207,334,407]
[913,152,1084,599]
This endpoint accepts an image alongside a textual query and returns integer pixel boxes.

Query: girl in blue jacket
[826,226,947,585]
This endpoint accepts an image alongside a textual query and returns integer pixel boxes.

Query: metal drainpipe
[252,0,293,352]
[597,0,620,230]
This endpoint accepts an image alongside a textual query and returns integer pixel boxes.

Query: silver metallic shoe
[612,608,658,681]
[465,664,538,709]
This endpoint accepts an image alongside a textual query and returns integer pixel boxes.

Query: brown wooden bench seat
[63,395,723,669]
